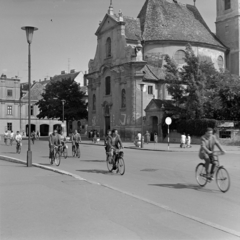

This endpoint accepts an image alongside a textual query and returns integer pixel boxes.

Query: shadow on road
[39,163,53,166]
[149,183,219,193]
[76,169,113,175]
[80,160,106,163]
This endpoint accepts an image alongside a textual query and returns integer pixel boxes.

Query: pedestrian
[180,133,186,148]
[186,134,191,148]
[154,132,158,144]
[4,130,8,145]
[36,131,40,140]
[145,131,150,144]
[31,131,36,144]
[93,130,97,143]
[10,131,14,145]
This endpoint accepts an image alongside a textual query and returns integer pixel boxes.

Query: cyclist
[111,129,123,170]
[49,130,61,161]
[4,130,8,145]
[72,130,81,154]
[59,131,68,152]
[104,129,113,159]
[199,128,226,179]
[15,131,22,151]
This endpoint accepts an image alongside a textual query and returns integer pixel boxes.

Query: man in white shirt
[15,131,22,143]
[180,133,186,148]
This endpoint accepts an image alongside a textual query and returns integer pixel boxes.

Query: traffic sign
[165,117,172,125]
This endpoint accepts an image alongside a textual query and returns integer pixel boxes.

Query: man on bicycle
[104,129,113,158]
[199,128,226,179]
[15,131,22,149]
[49,130,61,160]
[111,129,123,170]
[72,130,81,153]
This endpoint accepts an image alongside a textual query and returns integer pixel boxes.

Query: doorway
[105,116,110,135]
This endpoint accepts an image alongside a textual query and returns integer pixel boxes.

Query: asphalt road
[1,140,240,239]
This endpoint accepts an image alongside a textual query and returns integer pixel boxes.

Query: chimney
[61,71,65,74]
[70,69,75,73]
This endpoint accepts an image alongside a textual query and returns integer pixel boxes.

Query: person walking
[36,131,40,140]
[10,131,14,146]
[154,132,158,144]
[31,131,36,144]
[186,134,191,148]
[180,133,186,148]
[145,131,150,144]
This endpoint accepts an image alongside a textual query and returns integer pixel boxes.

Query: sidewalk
[79,140,240,153]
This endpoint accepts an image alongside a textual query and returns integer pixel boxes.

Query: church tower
[216,0,240,75]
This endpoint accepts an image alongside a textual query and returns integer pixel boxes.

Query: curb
[0,155,240,238]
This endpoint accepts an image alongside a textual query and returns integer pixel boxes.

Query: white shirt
[181,134,186,143]
[137,133,141,140]
[10,132,14,138]
[15,134,22,142]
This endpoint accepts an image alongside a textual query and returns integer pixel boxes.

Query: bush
[176,119,218,137]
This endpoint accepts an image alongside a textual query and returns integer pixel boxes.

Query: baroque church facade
[85,0,237,141]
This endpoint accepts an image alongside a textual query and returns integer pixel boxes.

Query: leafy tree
[36,78,88,135]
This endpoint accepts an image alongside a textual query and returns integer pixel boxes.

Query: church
[85,0,239,141]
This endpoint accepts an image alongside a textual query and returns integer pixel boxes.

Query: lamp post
[21,26,38,167]
[139,83,145,148]
[61,99,66,136]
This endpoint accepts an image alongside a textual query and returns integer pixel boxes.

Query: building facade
[85,0,227,141]
[0,74,21,133]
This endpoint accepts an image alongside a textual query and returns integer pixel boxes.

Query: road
[1,140,240,239]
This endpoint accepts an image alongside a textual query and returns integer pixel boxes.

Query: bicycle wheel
[106,155,113,172]
[195,163,208,187]
[216,167,230,193]
[55,151,61,166]
[118,157,125,175]
[63,148,68,159]
[72,146,76,157]
[18,146,21,154]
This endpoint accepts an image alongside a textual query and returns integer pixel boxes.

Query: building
[216,0,240,75]
[85,0,227,141]
[0,74,21,133]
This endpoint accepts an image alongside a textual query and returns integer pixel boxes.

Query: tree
[36,78,88,135]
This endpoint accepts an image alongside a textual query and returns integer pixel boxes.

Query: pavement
[1,140,240,239]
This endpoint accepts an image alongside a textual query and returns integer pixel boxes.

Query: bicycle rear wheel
[118,157,125,175]
[106,155,113,172]
[216,167,230,193]
[195,163,207,187]
[55,152,61,166]
[63,148,68,159]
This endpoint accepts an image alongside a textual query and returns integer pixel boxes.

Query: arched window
[218,55,224,69]
[92,94,96,111]
[225,0,231,10]
[105,76,111,95]
[174,50,186,65]
[121,89,126,108]
[106,37,111,57]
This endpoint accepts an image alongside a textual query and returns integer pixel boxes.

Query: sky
[0,0,216,83]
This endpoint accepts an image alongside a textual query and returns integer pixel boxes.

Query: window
[121,89,126,108]
[7,90,13,97]
[218,55,224,69]
[93,94,96,111]
[7,123,12,131]
[225,0,231,10]
[174,50,186,64]
[7,106,12,115]
[105,76,111,95]
[106,37,111,57]
[31,105,34,116]
[148,86,153,95]
[219,131,231,138]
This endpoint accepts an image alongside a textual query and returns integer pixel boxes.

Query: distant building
[85,0,227,141]
[0,74,21,133]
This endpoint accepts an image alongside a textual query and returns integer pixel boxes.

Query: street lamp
[139,83,145,148]
[21,26,38,167]
[61,100,66,136]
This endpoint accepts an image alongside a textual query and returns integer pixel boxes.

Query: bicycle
[61,142,68,159]
[106,148,125,175]
[195,151,230,193]
[50,145,62,166]
[72,142,80,158]
[16,141,21,154]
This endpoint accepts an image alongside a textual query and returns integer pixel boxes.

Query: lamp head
[21,26,38,44]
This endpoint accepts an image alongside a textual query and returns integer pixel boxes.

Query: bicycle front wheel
[195,163,207,187]
[216,167,230,193]
[106,155,113,172]
[55,152,61,166]
[118,157,125,175]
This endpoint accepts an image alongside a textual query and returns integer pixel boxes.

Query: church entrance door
[105,116,110,135]
[151,116,158,141]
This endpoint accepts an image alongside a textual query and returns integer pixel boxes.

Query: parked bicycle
[72,142,80,158]
[195,151,230,193]
[50,145,62,166]
[106,148,125,175]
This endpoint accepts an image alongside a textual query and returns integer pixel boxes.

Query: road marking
[1,155,240,238]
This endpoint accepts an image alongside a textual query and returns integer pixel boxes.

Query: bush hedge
[176,119,218,137]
